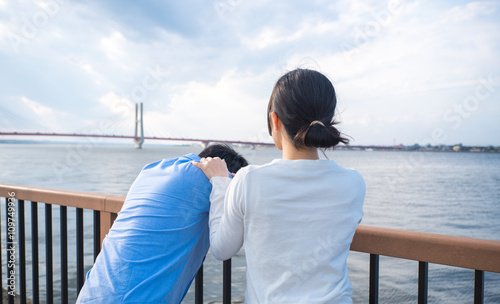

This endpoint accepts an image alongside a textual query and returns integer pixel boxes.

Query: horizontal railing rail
[1,183,499,304]
[351,225,500,272]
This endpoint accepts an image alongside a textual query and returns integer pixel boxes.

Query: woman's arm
[192,157,245,260]
[209,176,244,260]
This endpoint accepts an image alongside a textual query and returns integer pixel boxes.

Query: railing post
[195,264,204,304]
[418,261,428,304]
[99,211,117,249]
[76,208,84,293]
[223,259,231,304]
[474,270,484,304]
[369,254,379,304]
[31,201,40,303]
[94,210,101,260]
[60,205,68,304]
[45,203,53,304]
[18,200,27,304]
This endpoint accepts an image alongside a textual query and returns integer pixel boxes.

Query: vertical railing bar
[6,196,15,304]
[76,207,84,294]
[93,210,100,261]
[195,264,204,304]
[474,270,484,304]
[223,259,231,304]
[369,254,379,304]
[418,261,428,304]
[31,201,39,304]
[18,199,27,304]
[60,206,68,304]
[45,203,54,304]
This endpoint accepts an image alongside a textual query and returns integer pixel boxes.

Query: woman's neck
[281,140,319,160]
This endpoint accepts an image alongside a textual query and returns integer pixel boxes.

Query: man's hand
[192,157,230,180]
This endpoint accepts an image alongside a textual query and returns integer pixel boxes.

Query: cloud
[17,96,73,131]
[0,0,499,146]
[441,1,498,23]
[21,96,55,117]
[98,92,133,115]
[0,21,8,43]
[99,31,129,67]
[79,62,103,85]
[161,69,274,142]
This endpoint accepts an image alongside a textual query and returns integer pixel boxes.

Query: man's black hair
[198,143,249,173]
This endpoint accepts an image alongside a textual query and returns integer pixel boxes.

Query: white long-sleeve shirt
[209,158,365,304]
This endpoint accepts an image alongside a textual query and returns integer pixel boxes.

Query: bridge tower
[134,102,144,149]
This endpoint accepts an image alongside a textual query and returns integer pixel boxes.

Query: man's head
[198,143,248,174]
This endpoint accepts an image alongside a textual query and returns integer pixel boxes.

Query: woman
[193,68,365,303]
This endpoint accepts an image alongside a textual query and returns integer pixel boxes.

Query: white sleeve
[209,175,245,261]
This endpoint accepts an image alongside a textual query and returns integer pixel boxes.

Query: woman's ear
[271,111,280,131]
[270,111,284,150]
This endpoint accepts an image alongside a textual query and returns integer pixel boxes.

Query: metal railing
[350,225,500,304]
[1,183,499,304]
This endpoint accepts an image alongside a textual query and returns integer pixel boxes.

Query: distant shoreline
[1,139,498,153]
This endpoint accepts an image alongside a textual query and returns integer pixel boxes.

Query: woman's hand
[192,157,229,180]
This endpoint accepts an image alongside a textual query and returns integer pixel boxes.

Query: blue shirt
[77,153,212,303]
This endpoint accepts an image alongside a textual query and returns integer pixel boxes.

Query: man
[76,144,248,303]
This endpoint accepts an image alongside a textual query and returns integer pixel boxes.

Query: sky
[0,0,499,146]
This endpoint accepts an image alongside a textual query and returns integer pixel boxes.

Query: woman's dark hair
[198,143,249,173]
[267,68,349,149]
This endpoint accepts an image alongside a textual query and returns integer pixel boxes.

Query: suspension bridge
[0,103,274,149]
[0,103,405,151]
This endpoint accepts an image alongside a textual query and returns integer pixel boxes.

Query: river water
[0,144,499,303]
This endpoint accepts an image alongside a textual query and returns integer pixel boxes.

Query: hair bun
[295,120,348,148]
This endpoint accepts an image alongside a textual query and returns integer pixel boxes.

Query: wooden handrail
[351,225,500,273]
[0,183,124,213]
[1,183,499,273]
[0,183,123,247]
